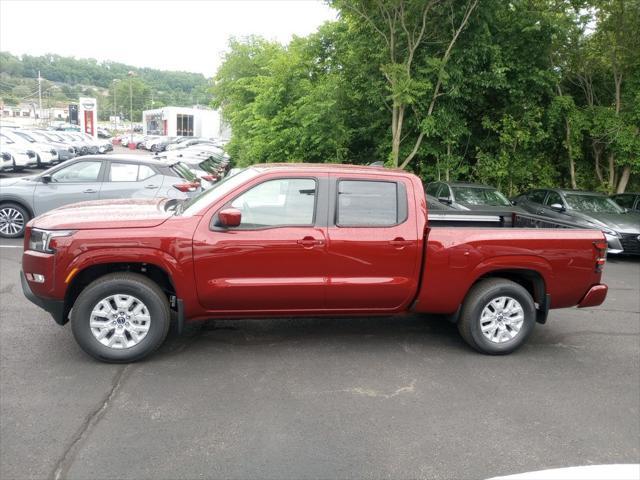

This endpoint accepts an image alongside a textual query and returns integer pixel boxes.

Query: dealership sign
[78,97,97,139]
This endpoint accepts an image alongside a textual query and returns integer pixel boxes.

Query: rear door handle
[389,237,413,248]
[297,236,324,248]
[83,188,98,194]
[144,184,158,189]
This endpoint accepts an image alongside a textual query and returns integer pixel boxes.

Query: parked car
[146,136,178,152]
[425,181,523,212]
[0,155,203,238]
[0,128,58,167]
[610,192,640,212]
[76,132,112,153]
[19,164,609,362]
[28,130,77,161]
[0,144,36,172]
[166,137,218,151]
[57,132,94,155]
[97,127,112,139]
[426,193,457,211]
[513,188,640,254]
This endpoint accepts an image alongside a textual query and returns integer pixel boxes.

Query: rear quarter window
[337,179,407,227]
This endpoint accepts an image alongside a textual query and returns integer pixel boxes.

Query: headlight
[602,229,620,237]
[29,229,74,253]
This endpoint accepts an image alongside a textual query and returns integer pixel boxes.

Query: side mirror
[41,174,52,184]
[510,200,517,205]
[218,208,241,228]
[438,196,452,205]
[549,203,565,212]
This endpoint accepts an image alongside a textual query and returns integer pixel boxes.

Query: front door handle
[297,236,323,248]
[389,237,413,248]
[536,209,544,215]
[144,184,158,189]
[83,188,98,194]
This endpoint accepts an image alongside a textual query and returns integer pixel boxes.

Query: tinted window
[109,163,139,182]
[229,178,316,228]
[545,191,563,206]
[337,180,399,227]
[51,161,101,183]
[565,194,624,213]
[426,183,440,196]
[527,190,547,204]
[451,186,510,206]
[611,195,634,209]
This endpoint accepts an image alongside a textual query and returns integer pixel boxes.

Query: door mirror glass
[218,208,242,227]
[41,174,52,184]
[549,203,565,212]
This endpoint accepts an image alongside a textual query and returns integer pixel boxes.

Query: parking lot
[1,235,638,479]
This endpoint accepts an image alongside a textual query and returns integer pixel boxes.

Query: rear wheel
[0,203,30,238]
[458,278,536,355]
[71,273,171,363]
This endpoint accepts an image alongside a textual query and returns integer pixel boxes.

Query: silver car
[0,155,202,238]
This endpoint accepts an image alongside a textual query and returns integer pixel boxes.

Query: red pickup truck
[21,164,609,362]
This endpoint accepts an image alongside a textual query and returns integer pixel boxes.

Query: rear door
[99,161,162,200]
[33,158,105,215]
[325,175,421,311]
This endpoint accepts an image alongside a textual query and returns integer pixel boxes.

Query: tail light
[201,174,218,182]
[594,239,607,272]
[173,182,199,193]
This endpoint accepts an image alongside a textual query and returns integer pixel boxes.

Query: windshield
[180,168,256,215]
[564,194,625,213]
[13,131,36,143]
[0,133,15,144]
[171,162,198,182]
[452,186,511,206]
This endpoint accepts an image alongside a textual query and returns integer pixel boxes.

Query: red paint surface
[22,164,608,322]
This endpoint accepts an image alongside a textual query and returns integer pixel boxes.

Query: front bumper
[604,233,624,254]
[20,270,67,325]
[577,284,608,308]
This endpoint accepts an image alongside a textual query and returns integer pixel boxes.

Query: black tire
[71,273,171,363]
[0,202,30,238]
[457,278,536,355]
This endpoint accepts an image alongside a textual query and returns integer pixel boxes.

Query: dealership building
[141,106,229,139]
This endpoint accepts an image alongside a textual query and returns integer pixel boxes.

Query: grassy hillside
[0,52,212,121]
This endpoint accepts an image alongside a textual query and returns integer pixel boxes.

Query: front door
[33,159,104,215]
[325,176,421,311]
[193,174,328,312]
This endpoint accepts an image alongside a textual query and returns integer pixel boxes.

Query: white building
[141,106,229,139]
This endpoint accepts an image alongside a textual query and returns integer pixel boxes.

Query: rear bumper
[577,284,608,308]
[20,270,67,325]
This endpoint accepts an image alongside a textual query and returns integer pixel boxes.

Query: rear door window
[337,180,405,227]
[528,190,547,204]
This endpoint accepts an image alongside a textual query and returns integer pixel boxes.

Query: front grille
[620,233,640,255]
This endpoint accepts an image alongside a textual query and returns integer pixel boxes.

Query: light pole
[128,71,135,144]
[112,79,120,132]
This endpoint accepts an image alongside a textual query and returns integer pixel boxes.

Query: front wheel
[71,273,171,363]
[458,278,536,355]
[0,203,30,238]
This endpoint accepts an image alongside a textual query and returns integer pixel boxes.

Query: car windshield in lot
[179,168,255,215]
[564,194,625,213]
[452,186,511,206]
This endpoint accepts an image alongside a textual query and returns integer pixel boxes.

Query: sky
[0,0,338,77]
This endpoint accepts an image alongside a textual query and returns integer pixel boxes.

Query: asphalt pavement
[0,238,638,480]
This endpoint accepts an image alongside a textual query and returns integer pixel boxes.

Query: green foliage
[211,0,639,193]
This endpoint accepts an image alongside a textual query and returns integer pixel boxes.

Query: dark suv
[514,188,640,254]
[425,181,521,212]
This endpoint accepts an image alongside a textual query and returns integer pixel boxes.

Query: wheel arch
[0,197,35,218]
[64,262,177,325]
[471,268,549,324]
